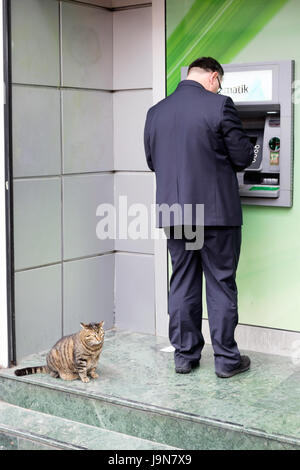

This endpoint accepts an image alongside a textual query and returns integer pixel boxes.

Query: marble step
[1,331,300,450]
[0,367,299,451]
[0,401,179,450]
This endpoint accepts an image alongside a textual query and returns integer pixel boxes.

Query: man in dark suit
[144,57,254,378]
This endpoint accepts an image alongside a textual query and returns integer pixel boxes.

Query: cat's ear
[99,321,105,328]
[80,322,87,329]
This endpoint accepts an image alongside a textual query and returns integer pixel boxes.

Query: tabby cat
[14,321,105,383]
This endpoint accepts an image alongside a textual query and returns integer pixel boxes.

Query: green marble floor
[1,329,300,449]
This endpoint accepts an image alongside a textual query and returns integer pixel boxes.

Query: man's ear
[211,71,218,82]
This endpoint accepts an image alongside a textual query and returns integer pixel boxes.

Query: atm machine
[181,61,294,207]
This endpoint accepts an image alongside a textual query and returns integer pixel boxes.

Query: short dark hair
[187,57,224,77]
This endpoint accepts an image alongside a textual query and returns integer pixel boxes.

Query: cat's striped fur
[15,321,105,383]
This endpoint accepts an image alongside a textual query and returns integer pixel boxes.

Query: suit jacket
[144,79,254,227]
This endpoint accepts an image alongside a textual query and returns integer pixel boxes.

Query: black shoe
[175,360,200,374]
[216,355,250,378]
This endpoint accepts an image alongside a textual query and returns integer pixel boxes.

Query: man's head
[187,57,224,94]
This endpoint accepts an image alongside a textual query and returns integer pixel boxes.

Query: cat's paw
[80,376,90,383]
[90,371,99,379]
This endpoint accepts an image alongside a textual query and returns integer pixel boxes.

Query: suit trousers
[165,225,242,374]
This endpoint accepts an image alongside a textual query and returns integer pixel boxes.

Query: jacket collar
[176,79,205,91]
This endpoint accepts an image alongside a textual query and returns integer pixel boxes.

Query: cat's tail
[14,365,49,376]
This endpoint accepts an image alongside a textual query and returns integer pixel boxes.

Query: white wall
[0,1,9,368]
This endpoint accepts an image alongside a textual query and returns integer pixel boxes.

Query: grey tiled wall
[113,5,155,335]
[12,86,61,177]
[60,2,113,90]
[11,0,60,86]
[12,0,114,360]
[12,0,155,360]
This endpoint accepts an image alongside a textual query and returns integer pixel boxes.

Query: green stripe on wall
[166,0,289,95]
